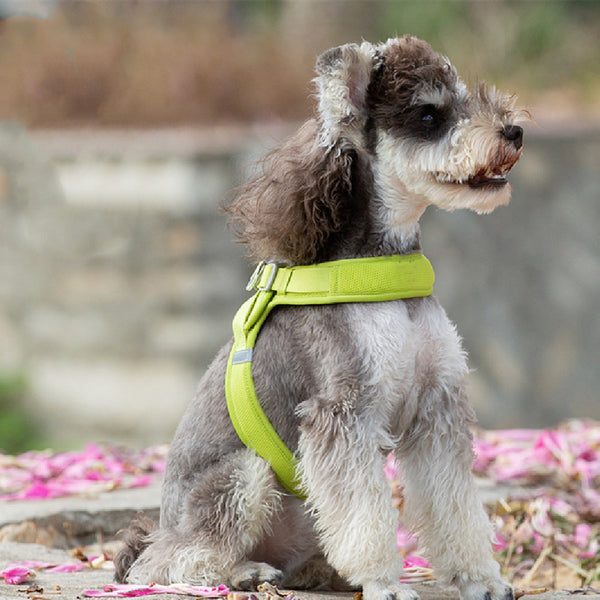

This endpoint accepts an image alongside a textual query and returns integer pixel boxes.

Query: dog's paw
[362,580,420,600]
[230,561,284,591]
[456,578,513,600]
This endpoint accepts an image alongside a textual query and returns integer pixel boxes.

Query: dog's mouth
[467,167,510,189]
[435,150,522,191]
[435,164,514,191]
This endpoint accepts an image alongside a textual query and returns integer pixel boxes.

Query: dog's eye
[396,103,449,142]
[420,106,439,127]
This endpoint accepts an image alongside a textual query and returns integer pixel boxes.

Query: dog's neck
[368,220,423,257]
[322,156,425,262]
[369,154,430,255]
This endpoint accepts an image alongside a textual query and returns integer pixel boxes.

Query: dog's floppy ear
[226,121,355,265]
[226,45,378,265]
[315,42,376,146]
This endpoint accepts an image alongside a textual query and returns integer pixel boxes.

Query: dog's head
[316,36,526,220]
[228,36,526,265]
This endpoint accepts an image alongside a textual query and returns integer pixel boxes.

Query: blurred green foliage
[377,1,600,101]
[0,372,42,455]
[379,1,471,44]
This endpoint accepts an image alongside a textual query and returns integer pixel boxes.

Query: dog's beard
[420,177,513,214]
[375,126,521,218]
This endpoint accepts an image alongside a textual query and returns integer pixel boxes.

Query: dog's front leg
[298,399,419,600]
[399,387,513,600]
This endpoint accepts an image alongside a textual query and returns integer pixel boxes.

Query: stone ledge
[0,481,162,547]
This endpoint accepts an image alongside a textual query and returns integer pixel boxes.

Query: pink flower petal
[46,562,86,573]
[150,459,167,473]
[21,481,54,499]
[130,474,153,488]
[396,526,417,550]
[7,560,53,569]
[572,523,592,549]
[493,534,508,552]
[83,584,230,598]
[403,555,430,569]
[1,566,33,584]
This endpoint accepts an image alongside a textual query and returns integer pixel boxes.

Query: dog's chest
[347,297,468,406]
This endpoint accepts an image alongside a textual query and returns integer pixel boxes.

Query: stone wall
[0,121,598,448]
[0,125,258,447]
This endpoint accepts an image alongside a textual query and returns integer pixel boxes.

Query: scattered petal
[1,566,34,584]
[403,555,430,569]
[0,445,168,501]
[83,583,229,597]
[46,562,86,573]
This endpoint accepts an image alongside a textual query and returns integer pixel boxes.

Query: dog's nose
[502,125,523,149]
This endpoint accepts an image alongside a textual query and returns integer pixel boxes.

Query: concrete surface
[1,480,599,600]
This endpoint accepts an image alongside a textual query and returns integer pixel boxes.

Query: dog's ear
[226,45,377,265]
[226,121,355,265]
[315,42,376,146]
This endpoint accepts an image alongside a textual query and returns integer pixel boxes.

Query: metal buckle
[246,262,279,292]
[246,261,265,291]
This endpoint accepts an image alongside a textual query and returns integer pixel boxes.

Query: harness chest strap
[225,253,435,497]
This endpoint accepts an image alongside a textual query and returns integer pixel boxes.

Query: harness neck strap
[225,253,435,496]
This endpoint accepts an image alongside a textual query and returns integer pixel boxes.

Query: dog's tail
[113,513,156,583]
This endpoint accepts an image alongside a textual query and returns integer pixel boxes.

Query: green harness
[225,253,435,497]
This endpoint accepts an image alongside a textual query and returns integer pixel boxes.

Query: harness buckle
[246,262,279,292]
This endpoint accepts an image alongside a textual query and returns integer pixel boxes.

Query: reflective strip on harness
[225,253,435,497]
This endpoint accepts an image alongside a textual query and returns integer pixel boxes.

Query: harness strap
[225,253,435,496]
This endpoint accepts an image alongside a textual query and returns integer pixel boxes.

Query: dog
[114,35,525,600]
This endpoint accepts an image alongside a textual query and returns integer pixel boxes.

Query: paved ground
[1,482,598,600]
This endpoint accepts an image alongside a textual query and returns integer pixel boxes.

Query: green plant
[0,372,42,455]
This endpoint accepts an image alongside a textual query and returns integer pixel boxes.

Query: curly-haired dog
[115,36,525,600]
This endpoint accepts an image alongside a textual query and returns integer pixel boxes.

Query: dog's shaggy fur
[115,36,525,600]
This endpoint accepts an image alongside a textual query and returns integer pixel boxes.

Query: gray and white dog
[115,36,525,600]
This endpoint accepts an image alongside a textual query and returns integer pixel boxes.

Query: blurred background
[0,0,599,452]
